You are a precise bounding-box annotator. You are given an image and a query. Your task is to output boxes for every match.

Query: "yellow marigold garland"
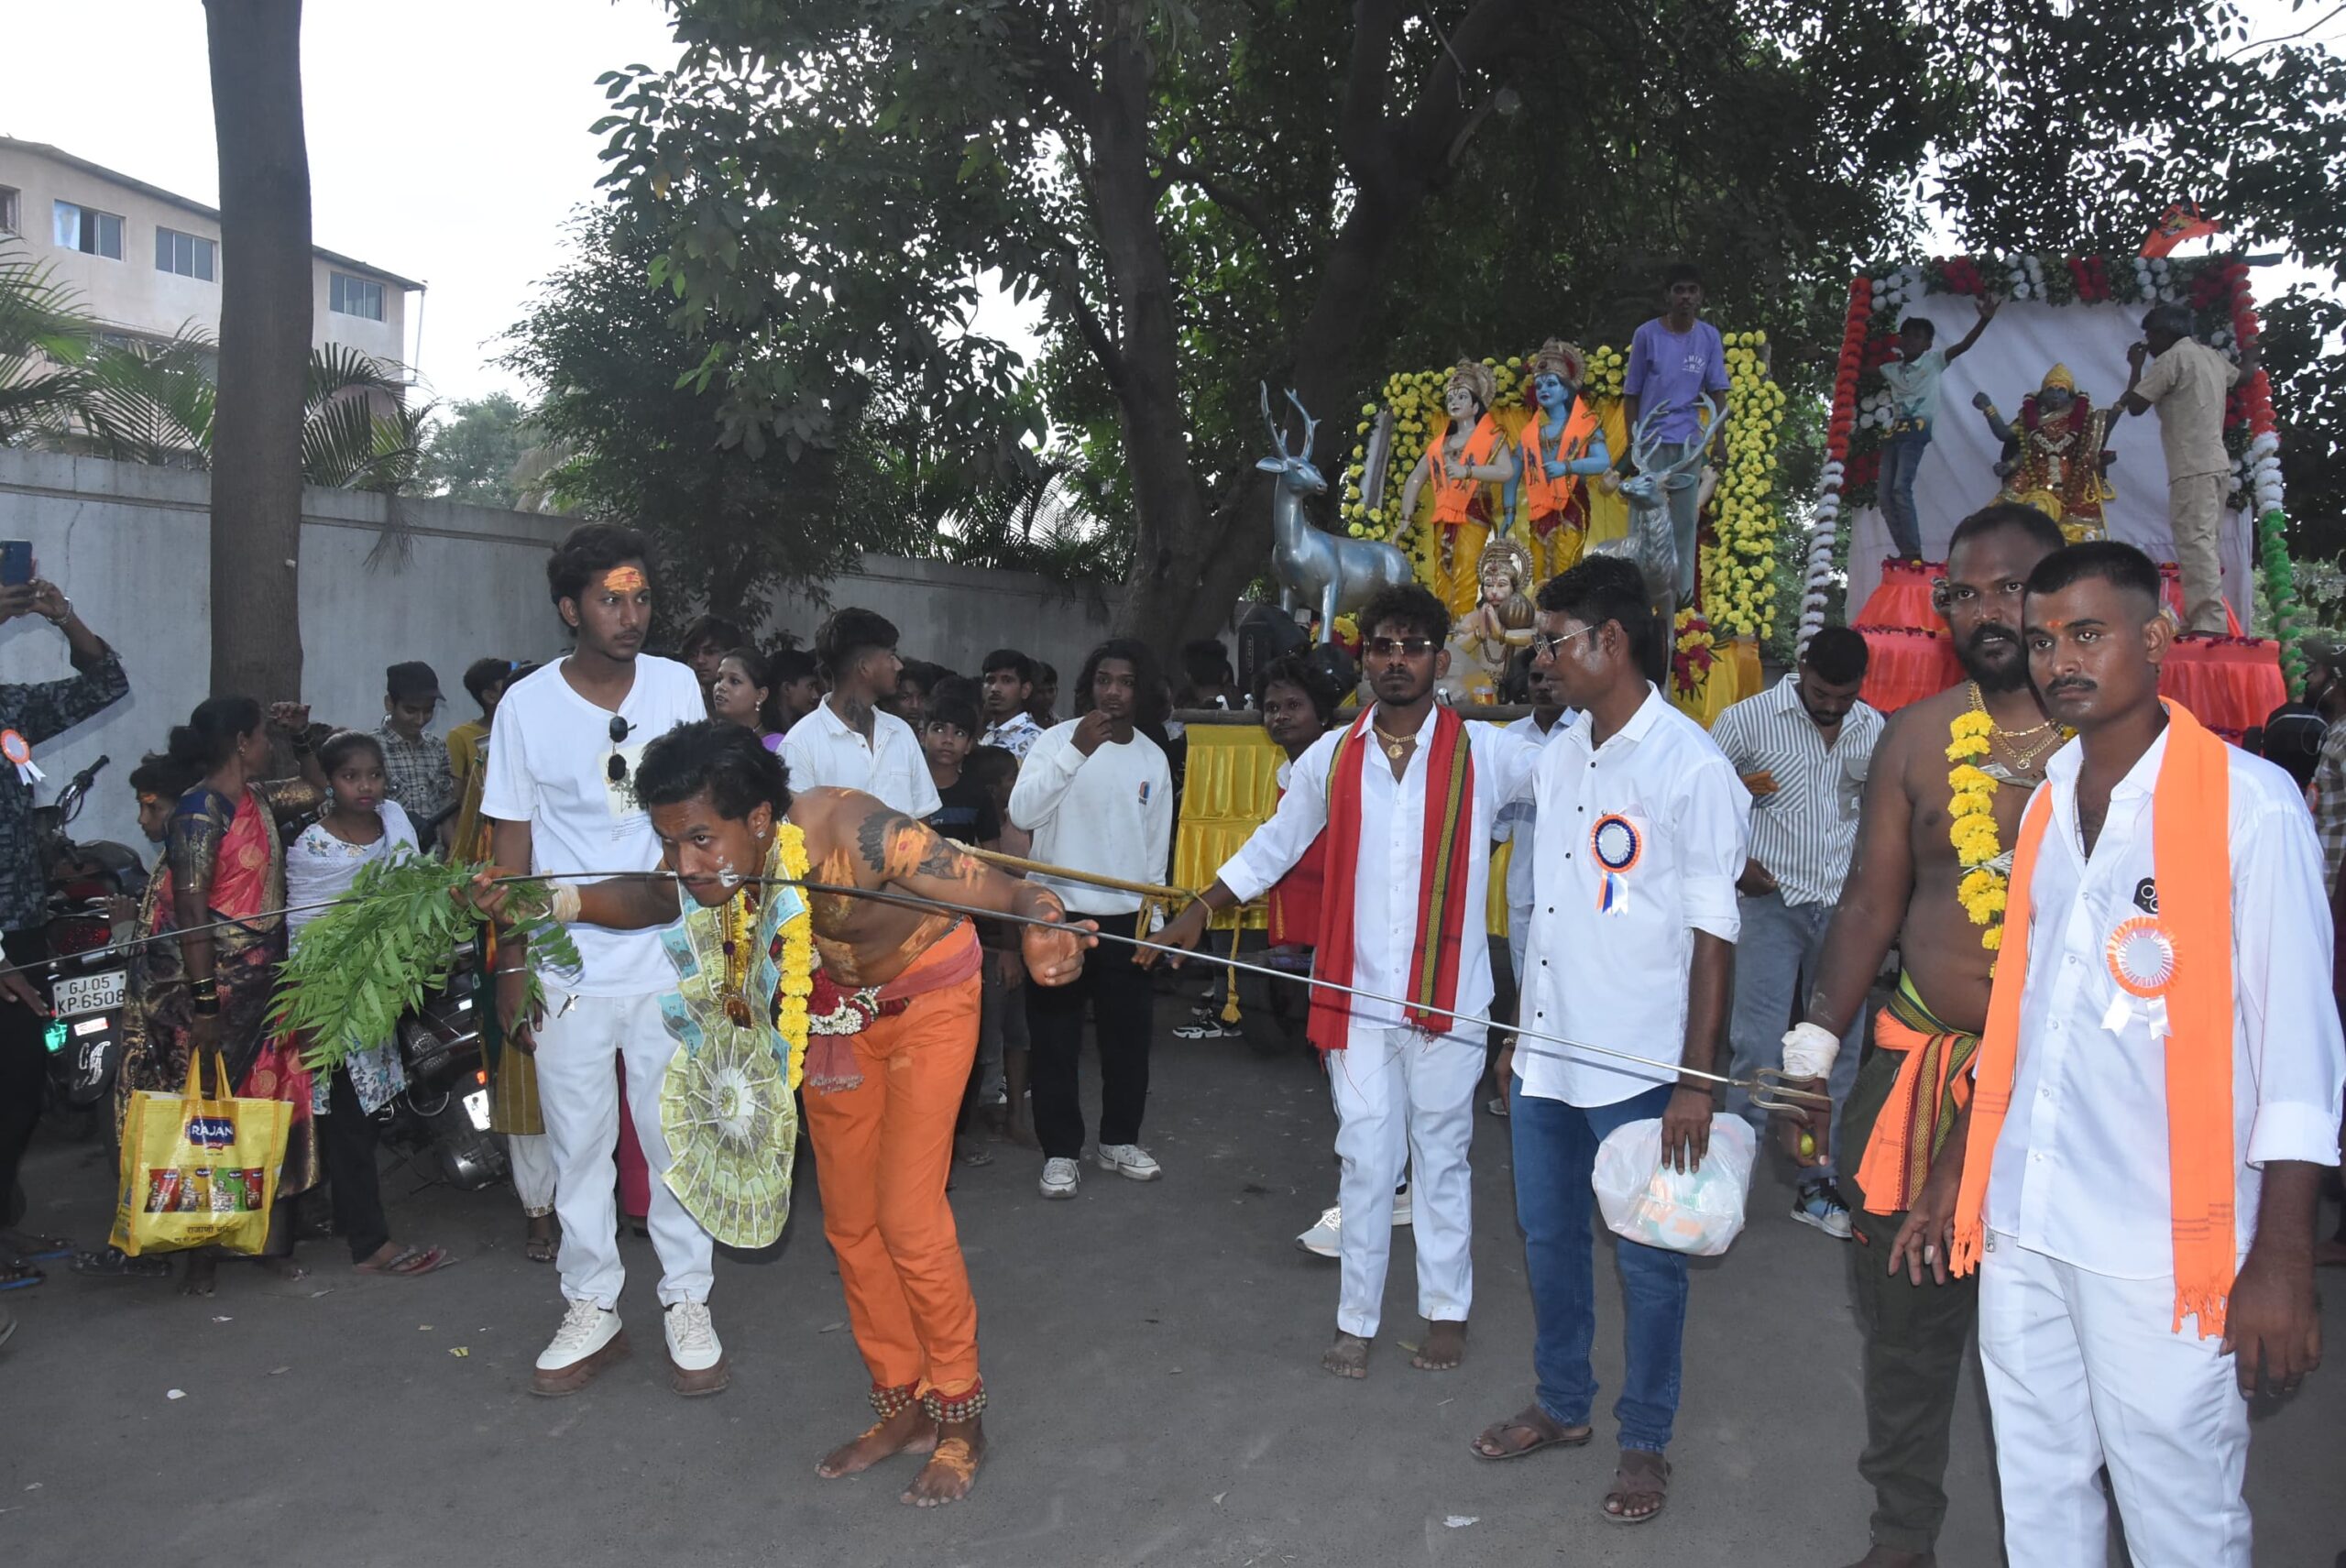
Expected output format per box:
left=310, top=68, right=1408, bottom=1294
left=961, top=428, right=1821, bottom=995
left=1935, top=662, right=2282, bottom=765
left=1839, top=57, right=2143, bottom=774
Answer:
left=1946, top=710, right=2007, bottom=951
left=773, top=822, right=816, bottom=1088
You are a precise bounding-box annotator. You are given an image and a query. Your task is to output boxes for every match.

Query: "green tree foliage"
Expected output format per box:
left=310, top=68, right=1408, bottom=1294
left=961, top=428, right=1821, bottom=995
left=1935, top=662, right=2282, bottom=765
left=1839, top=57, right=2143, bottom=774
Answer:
left=581, top=1, right=2344, bottom=646
left=419, top=392, right=539, bottom=509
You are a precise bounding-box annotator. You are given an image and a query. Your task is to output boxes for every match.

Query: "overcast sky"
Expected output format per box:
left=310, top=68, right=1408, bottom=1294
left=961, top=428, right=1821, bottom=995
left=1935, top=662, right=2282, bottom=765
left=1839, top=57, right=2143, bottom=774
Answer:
left=5, top=1, right=2336, bottom=418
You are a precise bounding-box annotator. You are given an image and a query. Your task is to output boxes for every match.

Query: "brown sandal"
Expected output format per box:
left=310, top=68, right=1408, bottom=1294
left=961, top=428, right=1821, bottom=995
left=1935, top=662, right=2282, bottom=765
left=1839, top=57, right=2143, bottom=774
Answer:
left=1470, top=1404, right=1593, bottom=1461
left=1603, top=1448, right=1672, bottom=1524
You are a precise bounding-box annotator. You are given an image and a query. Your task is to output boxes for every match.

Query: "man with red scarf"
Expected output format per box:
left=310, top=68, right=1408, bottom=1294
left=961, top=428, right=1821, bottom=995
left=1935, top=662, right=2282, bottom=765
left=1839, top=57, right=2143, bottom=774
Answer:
left=1158, top=585, right=1539, bottom=1379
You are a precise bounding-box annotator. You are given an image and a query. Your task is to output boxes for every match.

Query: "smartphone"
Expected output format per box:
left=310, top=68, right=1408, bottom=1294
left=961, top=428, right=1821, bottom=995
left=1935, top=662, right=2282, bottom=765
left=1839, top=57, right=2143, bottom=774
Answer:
left=0, top=543, right=29, bottom=587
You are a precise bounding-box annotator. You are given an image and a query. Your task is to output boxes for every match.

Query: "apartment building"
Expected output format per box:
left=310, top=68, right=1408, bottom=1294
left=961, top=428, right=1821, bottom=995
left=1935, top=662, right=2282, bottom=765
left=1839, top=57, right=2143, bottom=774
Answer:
left=0, top=136, right=421, bottom=367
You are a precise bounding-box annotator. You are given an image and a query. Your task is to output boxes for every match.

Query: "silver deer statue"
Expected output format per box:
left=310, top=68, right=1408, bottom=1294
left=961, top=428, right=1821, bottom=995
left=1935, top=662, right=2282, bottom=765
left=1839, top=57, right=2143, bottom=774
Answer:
left=1260, top=385, right=1415, bottom=644
left=1613, top=392, right=1727, bottom=624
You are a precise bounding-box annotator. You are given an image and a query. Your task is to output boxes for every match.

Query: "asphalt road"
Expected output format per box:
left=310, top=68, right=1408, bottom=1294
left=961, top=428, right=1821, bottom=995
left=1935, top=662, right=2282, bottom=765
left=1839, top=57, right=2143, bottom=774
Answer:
left=5, top=1020, right=2341, bottom=1568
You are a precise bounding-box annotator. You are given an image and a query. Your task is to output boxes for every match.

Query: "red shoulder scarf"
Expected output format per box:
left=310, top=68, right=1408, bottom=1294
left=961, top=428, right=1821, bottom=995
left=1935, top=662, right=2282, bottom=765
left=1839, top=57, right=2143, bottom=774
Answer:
left=1307, top=706, right=1476, bottom=1052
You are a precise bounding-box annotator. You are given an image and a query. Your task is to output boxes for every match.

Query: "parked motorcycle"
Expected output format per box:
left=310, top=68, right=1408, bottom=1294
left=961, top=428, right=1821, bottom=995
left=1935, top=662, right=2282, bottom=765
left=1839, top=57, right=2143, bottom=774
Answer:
left=36, top=757, right=141, bottom=1135
left=378, top=940, right=507, bottom=1191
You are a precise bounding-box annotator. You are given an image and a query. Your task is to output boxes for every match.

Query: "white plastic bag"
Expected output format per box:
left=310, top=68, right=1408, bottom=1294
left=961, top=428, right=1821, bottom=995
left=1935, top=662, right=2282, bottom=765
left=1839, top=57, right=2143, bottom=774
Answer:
left=1591, top=1114, right=1757, bottom=1257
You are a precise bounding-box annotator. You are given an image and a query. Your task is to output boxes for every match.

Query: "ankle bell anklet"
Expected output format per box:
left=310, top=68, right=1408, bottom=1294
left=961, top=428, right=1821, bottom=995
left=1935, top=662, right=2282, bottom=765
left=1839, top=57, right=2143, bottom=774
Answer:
left=922, top=1379, right=987, bottom=1424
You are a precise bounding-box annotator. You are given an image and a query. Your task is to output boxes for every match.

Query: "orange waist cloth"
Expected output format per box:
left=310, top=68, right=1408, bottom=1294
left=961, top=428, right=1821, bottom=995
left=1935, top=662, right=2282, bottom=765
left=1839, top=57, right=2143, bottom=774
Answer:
left=1851, top=976, right=1979, bottom=1216
left=799, top=927, right=984, bottom=1398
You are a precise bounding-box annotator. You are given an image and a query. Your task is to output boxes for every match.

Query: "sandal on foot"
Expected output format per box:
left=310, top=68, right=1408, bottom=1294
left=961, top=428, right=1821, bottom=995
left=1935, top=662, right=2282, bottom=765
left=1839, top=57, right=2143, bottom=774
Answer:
left=72, top=1247, right=174, bottom=1279
left=0, top=1261, right=44, bottom=1292
left=1603, top=1449, right=1672, bottom=1525
left=524, top=1230, right=558, bottom=1264
left=4, top=1232, right=72, bottom=1263
left=1470, top=1405, right=1592, bottom=1461
left=356, top=1245, right=455, bottom=1277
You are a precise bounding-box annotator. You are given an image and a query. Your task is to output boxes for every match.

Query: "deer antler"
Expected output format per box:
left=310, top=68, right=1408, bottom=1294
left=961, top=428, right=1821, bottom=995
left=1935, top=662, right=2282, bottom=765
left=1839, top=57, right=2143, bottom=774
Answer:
left=1260, top=382, right=1289, bottom=461
left=1284, top=389, right=1319, bottom=463
left=1628, top=402, right=1664, bottom=473
left=1668, top=395, right=1725, bottom=478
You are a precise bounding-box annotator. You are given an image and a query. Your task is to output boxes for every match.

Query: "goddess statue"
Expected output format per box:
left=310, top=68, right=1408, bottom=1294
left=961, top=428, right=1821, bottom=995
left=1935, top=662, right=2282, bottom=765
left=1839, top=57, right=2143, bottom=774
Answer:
left=1507, top=339, right=1610, bottom=584
left=1972, top=364, right=2116, bottom=543
left=1398, top=359, right=1518, bottom=618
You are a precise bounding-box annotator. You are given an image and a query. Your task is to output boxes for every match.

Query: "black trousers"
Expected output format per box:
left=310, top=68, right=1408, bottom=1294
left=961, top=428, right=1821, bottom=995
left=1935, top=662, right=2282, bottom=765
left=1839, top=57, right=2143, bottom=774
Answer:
left=316, top=1065, right=391, bottom=1264
left=0, top=927, right=49, bottom=1224
left=1024, top=912, right=1152, bottom=1160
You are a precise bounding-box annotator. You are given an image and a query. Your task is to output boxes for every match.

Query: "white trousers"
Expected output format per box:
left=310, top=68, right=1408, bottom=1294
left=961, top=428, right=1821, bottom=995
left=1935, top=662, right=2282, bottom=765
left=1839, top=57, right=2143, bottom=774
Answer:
left=1978, top=1232, right=2251, bottom=1568
left=530, top=983, right=714, bottom=1310
left=506, top=1132, right=557, bottom=1217
left=1328, top=1025, right=1483, bottom=1338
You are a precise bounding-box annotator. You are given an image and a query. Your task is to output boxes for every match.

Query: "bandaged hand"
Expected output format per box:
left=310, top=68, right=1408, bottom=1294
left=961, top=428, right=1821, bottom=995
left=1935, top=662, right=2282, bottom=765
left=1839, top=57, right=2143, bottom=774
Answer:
left=1781, top=1021, right=1841, bottom=1080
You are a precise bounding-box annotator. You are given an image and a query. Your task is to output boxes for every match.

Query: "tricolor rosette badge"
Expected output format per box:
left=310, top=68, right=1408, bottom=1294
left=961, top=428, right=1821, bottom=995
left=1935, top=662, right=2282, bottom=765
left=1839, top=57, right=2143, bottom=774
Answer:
left=2102, top=915, right=2178, bottom=1038
left=1591, top=813, right=1644, bottom=916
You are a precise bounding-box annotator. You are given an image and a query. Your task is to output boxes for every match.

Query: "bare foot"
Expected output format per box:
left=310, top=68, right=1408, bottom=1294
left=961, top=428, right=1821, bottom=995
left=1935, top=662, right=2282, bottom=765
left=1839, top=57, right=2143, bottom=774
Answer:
left=1412, top=1318, right=1467, bottom=1371
left=256, top=1255, right=307, bottom=1281
left=1004, top=1113, right=1038, bottom=1151
left=180, top=1256, right=218, bottom=1297
left=901, top=1417, right=985, bottom=1507
left=1321, top=1331, right=1370, bottom=1378
left=817, top=1406, right=938, bottom=1478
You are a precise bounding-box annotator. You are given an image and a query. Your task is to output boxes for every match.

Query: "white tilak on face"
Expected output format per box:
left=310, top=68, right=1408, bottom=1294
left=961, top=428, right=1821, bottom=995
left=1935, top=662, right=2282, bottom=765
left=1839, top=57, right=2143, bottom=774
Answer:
left=715, top=853, right=742, bottom=890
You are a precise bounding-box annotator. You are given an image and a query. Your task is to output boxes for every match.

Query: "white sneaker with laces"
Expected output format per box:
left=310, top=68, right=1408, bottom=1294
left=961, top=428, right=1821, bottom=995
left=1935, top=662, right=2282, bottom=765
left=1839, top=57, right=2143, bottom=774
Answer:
left=1039, top=1156, right=1080, bottom=1200
left=663, top=1300, right=729, bottom=1395
left=1390, top=1183, right=1413, bottom=1227
left=532, top=1299, right=627, bottom=1396
left=1296, top=1204, right=1343, bottom=1257
left=1095, top=1143, right=1163, bottom=1180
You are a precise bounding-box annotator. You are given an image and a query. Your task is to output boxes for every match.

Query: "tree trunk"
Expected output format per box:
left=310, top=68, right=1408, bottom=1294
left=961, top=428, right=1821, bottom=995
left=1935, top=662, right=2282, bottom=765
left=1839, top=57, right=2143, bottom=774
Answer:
left=205, top=0, right=312, bottom=700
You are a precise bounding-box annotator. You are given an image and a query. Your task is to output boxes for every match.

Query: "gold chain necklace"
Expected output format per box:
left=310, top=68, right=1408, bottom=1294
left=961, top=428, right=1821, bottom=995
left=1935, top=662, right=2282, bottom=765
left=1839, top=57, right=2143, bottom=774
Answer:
left=1370, top=722, right=1417, bottom=762
left=1968, top=683, right=2060, bottom=773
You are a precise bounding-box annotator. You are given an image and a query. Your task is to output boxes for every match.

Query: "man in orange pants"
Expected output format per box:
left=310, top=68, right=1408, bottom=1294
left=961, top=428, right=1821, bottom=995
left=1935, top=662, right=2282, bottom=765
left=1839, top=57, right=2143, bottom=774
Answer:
left=493, top=721, right=1090, bottom=1507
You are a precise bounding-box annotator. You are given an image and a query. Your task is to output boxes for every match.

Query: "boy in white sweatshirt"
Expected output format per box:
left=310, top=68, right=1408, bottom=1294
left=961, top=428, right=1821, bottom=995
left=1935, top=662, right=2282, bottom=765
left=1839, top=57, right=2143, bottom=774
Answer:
left=1008, top=639, right=1176, bottom=1201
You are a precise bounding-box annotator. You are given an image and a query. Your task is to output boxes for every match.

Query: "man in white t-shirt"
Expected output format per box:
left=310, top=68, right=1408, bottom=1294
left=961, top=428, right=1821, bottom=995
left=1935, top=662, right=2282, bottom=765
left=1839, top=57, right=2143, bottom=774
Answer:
left=779, top=609, right=941, bottom=817
left=1877, top=295, right=1998, bottom=564
left=480, top=523, right=713, bottom=1398
left=1008, top=639, right=1174, bottom=1201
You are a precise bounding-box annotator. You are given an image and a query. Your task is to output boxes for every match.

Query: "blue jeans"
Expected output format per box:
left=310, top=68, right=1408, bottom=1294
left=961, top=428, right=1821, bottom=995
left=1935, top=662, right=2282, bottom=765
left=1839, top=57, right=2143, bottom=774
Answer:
left=1878, top=424, right=1931, bottom=563
left=1508, top=1079, right=1686, bottom=1453
left=1723, top=890, right=1863, bottom=1177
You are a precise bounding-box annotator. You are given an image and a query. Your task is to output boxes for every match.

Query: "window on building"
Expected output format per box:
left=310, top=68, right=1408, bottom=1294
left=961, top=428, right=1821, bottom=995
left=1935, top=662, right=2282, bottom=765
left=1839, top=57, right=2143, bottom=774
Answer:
left=51, top=201, right=126, bottom=260
left=329, top=271, right=385, bottom=322
left=0, top=188, right=19, bottom=233
left=154, top=226, right=217, bottom=281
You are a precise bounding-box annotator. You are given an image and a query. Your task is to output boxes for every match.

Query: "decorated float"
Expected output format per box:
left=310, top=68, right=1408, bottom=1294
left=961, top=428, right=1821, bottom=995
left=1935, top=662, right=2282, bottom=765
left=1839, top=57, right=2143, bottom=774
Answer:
left=1800, top=252, right=2296, bottom=735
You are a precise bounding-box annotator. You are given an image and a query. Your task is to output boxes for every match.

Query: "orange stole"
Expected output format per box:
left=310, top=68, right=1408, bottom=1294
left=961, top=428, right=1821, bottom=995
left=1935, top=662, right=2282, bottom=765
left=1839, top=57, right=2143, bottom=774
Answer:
left=1516, top=401, right=1601, bottom=533
left=1428, top=414, right=1504, bottom=525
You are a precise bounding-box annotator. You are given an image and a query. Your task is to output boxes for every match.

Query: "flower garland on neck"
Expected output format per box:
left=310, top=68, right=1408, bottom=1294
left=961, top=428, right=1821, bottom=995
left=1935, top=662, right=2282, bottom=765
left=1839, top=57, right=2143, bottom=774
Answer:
left=1946, top=708, right=2009, bottom=951
left=772, top=823, right=815, bottom=1081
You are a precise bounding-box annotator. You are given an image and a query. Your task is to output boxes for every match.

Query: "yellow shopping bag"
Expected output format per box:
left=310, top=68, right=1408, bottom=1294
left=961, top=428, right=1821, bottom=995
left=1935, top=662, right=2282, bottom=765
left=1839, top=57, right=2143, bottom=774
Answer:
left=109, top=1049, right=291, bottom=1256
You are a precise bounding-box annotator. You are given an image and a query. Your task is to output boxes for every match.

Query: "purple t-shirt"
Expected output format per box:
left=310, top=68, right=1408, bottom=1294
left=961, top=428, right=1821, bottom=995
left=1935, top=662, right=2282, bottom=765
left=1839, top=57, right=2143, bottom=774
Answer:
left=1625, top=317, right=1728, bottom=444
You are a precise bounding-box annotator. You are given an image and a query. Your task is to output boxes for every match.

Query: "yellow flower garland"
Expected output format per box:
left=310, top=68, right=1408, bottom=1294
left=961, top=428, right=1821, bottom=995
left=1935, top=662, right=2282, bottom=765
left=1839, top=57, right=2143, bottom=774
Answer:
left=1945, top=709, right=2007, bottom=951
left=773, top=823, right=816, bottom=1088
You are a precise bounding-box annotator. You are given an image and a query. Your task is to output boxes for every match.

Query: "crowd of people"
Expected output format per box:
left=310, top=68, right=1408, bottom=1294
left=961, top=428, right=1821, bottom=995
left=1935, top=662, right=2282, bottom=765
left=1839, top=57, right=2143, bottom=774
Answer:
left=0, top=495, right=2340, bottom=1558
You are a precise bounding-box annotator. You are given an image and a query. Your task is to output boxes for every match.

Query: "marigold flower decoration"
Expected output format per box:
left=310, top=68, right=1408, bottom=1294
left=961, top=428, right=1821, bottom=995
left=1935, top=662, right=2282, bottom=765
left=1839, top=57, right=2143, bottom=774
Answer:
left=1703, top=331, right=1786, bottom=641
left=1671, top=607, right=1716, bottom=699
left=773, top=822, right=816, bottom=1087
left=1945, top=712, right=2008, bottom=952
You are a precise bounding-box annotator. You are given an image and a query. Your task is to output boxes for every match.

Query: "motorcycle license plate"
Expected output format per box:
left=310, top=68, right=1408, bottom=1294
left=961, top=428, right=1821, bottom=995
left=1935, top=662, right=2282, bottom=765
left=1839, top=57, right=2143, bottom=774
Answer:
left=463, top=1088, right=492, bottom=1131
left=52, top=969, right=125, bottom=1018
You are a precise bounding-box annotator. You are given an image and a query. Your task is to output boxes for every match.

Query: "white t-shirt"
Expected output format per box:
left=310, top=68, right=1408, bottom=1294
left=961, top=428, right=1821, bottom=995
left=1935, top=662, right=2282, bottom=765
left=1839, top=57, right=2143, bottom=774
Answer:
left=478, top=654, right=705, bottom=996
left=1006, top=719, right=1173, bottom=917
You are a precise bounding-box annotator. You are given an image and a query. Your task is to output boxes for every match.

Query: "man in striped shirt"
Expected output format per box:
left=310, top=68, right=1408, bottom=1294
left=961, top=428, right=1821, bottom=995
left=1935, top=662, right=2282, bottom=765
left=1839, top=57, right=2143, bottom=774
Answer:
left=1711, top=627, right=1881, bottom=1237
left=2297, top=638, right=2346, bottom=890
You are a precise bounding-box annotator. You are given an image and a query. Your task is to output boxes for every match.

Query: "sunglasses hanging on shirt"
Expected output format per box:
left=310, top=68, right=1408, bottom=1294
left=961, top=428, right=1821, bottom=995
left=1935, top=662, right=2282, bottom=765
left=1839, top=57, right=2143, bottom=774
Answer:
left=608, top=714, right=633, bottom=784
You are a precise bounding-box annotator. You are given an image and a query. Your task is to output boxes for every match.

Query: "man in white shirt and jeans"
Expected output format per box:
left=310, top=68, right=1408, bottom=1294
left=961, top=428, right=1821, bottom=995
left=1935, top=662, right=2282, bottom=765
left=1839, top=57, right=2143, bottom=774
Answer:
left=1160, top=585, right=1540, bottom=1381
left=780, top=609, right=942, bottom=818
left=481, top=524, right=715, bottom=1397
left=1904, top=542, right=2343, bottom=1568
left=1469, top=555, right=1748, bottom=1528
left=1009, top=638, right=1174, bottom=1201
left=1710, top=625, right=1881, bottom=1238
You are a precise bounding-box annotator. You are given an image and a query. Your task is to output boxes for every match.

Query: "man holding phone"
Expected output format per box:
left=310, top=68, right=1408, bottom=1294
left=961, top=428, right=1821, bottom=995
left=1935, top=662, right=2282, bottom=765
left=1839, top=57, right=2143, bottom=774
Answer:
left=0, top=563, right=127, bottom=1290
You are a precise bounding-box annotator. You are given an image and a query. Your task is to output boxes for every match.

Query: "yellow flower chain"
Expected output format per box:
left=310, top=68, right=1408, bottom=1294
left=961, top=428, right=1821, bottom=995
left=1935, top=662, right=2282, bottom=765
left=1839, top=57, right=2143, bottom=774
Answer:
left=1945, top=709, right=2007, bottom=951
left=773, top=823, right=816, bottom=1089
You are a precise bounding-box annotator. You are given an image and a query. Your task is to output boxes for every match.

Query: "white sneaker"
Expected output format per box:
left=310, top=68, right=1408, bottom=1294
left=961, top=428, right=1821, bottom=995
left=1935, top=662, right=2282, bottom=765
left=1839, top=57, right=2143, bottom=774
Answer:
left=1391, top=1183, right=1413, bottom=1228
left=1095, top=1143, right=1163, bottom=1180
left=663, top=1300, right=729, bottom=1395
left=532, top=1299, right=628, bottom=1396
left=1296, top=1204, right=1343, bottom=1257
left=1039, top=1157, right=1080, bottom=1200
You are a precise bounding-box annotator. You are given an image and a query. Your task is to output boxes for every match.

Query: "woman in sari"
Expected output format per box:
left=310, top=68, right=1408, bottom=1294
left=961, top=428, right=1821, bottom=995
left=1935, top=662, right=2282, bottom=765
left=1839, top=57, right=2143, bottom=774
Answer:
left=137, top=696, right=325, bottom=1296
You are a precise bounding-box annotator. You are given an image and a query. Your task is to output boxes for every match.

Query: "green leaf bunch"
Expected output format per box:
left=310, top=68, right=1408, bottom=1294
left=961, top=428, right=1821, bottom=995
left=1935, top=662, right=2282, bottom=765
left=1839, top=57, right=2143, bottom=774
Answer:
left=269, top=857, right=582, bottom=1075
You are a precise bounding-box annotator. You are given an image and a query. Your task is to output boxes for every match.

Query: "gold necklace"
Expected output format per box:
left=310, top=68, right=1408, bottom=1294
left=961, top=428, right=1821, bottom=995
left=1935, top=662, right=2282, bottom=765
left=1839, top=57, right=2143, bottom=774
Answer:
left=1370, top=722, right=1417, bottom=762
left=1967, top=683, right=2060, bottom=774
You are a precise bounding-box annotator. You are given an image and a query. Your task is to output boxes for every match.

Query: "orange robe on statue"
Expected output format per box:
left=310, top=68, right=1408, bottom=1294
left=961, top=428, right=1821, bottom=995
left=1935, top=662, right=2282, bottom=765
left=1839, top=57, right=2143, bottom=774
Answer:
left=1427, top=414, right=1505, bottom=619
left=1516, top=401, right=1601, bottom=584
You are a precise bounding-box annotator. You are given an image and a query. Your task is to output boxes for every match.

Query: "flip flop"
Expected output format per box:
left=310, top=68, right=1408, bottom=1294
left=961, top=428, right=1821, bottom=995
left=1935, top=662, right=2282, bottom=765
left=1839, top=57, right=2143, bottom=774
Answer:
left=524, top=1232, right=558, bottom=1264
left=1470, top=1405, right=1593, bottom=1461
left=355, top=1245, right=456, bottom=1277
left=0, top=1262, right=43, bottom=1292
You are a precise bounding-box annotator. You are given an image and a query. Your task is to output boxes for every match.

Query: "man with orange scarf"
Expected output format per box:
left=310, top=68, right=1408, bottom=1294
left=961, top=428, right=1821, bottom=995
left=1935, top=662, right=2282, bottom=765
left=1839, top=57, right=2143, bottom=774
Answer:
left=1895, top=542, right=2342, bottom=1568
left=1157, top=584, right=1538, bottom=1379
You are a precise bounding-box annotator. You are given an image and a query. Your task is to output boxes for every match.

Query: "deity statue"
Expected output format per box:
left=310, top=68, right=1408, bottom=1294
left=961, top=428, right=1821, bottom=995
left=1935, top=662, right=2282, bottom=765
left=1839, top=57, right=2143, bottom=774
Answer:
left=1972, top=364, right=2116, bottom=543
left=1398, top=359, right=1518, bottom=619
left=1447, top=537, right=1537, bottom=702
left=1507, top=339, right=1610, bottom=585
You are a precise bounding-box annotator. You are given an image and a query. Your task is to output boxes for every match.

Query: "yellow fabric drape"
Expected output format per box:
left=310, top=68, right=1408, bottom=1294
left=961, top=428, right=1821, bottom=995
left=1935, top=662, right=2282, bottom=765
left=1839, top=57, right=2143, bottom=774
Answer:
left=1173, top=725, right=1287, bottom=929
